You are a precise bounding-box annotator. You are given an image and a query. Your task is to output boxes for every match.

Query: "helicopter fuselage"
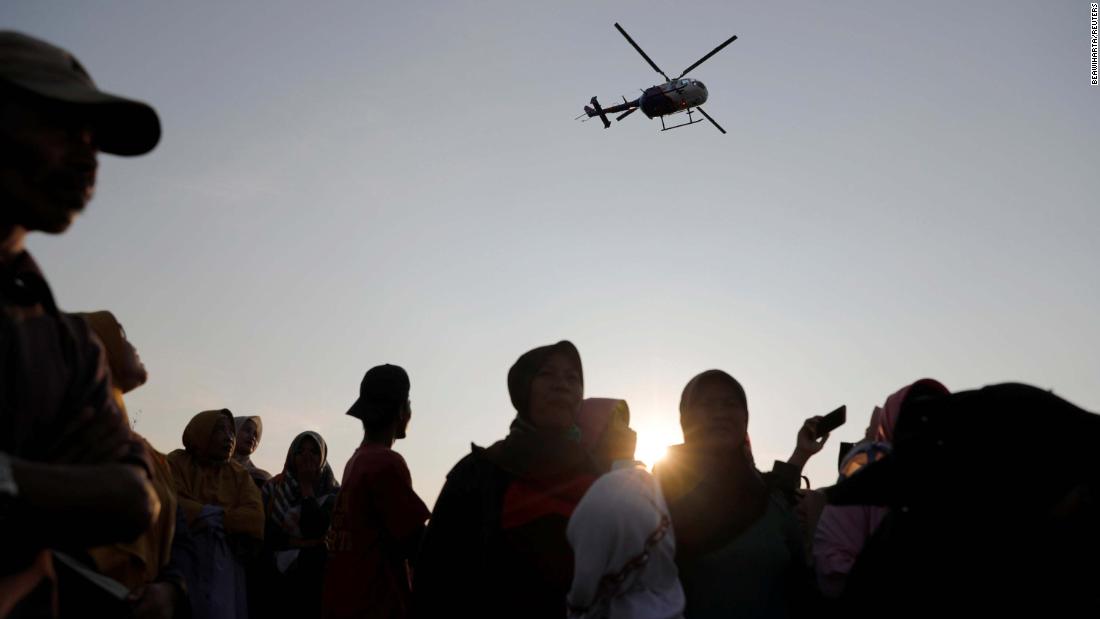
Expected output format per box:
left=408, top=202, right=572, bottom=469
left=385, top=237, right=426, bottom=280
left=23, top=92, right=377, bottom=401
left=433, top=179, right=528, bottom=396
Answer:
left=640, top=78, right=708, bottom=118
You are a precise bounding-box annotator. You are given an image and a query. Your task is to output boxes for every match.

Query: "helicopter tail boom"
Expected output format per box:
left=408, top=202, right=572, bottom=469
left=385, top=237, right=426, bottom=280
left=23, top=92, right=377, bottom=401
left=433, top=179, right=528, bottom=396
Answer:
left=584, top=96, right=639, bottom=128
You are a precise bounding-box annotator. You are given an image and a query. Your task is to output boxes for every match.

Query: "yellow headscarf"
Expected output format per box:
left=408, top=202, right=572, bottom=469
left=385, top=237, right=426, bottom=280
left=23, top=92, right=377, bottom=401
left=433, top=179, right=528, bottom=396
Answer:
left=79, top=310, right=177, bottom=591
left=167, top=410, right=265, bottom=540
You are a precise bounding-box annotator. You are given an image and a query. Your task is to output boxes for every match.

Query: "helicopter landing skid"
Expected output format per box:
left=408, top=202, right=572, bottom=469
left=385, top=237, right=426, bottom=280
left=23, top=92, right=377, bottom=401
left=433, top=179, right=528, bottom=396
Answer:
left=660, top=108, right=705, bottom=132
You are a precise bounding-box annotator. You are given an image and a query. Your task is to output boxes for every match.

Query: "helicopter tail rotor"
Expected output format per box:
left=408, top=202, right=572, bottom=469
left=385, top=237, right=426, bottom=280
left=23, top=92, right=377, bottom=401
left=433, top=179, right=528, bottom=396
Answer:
left=588, top=96, right=612, bottom=129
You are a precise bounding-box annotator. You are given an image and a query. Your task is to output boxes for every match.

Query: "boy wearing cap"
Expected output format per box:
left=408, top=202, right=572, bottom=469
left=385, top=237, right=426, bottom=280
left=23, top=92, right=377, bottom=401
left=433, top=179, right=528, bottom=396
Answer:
left=321, top=364, right=430, bottom=619
left=0, top=31, right=162, bottom=616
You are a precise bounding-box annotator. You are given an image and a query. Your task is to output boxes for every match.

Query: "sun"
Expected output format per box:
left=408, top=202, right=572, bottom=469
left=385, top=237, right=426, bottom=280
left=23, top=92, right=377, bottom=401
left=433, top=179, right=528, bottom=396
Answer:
left=632, top=421, right=680, bottom=469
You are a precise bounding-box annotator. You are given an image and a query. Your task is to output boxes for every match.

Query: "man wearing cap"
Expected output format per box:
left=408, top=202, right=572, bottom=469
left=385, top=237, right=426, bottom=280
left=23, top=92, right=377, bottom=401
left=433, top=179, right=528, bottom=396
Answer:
left=0, top=31, right=162, bottom=617
left=321, top=364, right=430, bottom=619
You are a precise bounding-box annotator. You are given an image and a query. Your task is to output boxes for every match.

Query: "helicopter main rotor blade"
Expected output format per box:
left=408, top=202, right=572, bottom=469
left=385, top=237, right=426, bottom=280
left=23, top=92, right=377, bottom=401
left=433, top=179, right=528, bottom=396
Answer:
left=616, top=107, right=638, bottom=121
left=677, top=34, right=738, bottom=79
left=696, top=106, right=727, bottom=134
left=614, top=22, right=670, bottom=81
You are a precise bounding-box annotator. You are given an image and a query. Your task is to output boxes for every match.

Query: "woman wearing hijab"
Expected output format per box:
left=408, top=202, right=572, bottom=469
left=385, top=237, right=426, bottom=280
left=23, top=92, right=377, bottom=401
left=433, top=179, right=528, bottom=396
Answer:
left=654, top=370, right=825, bottom=619
left=79, top=310, right=192, bottom=619
left=233, top=416, right=272, bottom=488
left=574, top=398, right=639, bottom=473
left=812, top=379, right=949, bottom=599
left=567, top=398, right=685, bottom=619
left=258, top=431, right=339, bottom=619
left=413, top=341, right=601, bottom=619
left=167, top=409, right=265, bottom=619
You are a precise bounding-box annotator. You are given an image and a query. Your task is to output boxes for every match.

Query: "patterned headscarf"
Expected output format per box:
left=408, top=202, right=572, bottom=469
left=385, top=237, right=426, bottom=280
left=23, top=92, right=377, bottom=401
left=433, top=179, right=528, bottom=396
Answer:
left=262, top=431, right=339, bottom=538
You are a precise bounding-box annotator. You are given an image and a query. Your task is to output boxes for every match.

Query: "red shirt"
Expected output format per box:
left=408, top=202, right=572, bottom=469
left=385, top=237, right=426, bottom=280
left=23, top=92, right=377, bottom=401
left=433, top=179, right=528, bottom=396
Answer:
left=322, top=443, right=429, bottom=619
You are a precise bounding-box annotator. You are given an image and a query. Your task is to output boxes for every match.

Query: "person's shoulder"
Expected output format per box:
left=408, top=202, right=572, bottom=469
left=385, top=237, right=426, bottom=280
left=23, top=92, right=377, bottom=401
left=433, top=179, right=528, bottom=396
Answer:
left=347, top=444, right=413, bottom=477
left=588, top=465, right=654, bottom=499
left=762, top=460, right=802, bottom=495
left=440, top=443, right=508, bottom=492
left=1, top=252, right=47, bottom=311
left=573, top=467, right=659, bottom=528
left=653, top=444, right=688, bottom=471
left=652, top=444, right=691, bottom=485
left=604, top=463, right=653, bottom=484
left=166, top=448, right=188, bottom=463
left=143, top=439, right=173, bottom=479
left=57, top=311, right=110, bottom=375
left=448, top=443, right=501, bottom=476
left=227, top=459, right=257, bottom=481
left=229, top=461, right=263, bottom=493
left=58, top=311, right=91, bottom=339
left=364, top=443, right=407, bottom=463
left=165, top=449, right=192, bottom=477
left=140, top=437, right=167, bottom=461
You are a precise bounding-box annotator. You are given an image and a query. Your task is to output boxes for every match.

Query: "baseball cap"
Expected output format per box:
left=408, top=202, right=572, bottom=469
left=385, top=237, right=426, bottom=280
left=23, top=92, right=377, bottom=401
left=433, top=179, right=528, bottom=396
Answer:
left=0, top=31, right=160, bottom=155
left=346, top=364, right=411, bottom=421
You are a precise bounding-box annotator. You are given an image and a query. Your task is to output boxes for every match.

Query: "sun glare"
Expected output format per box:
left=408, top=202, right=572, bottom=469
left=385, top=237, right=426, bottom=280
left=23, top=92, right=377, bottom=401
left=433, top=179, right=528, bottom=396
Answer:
left=633, top=424, right=677, bottom=469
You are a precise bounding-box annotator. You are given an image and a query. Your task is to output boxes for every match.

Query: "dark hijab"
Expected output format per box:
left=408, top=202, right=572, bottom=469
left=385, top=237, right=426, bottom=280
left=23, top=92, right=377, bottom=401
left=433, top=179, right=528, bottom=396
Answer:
left=658, top=370, right=768, bottom=557
left=506, top=340, right=583, bottom=420
left=484, top=340, right=596, bottom=481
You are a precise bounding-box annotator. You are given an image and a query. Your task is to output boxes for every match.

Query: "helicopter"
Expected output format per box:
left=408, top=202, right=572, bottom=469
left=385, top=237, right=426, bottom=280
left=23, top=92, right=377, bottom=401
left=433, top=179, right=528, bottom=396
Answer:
left=579, top=22, right=737, bottom=134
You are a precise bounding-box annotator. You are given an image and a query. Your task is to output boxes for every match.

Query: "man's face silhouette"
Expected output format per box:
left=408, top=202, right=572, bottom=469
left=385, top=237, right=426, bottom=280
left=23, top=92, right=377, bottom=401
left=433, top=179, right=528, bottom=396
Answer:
left=0, top=95, right=98, bottom=234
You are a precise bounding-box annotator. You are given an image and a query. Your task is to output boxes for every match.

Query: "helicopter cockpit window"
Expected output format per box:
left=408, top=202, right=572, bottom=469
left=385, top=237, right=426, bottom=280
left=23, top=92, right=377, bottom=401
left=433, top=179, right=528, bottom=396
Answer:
left=696, top=81, right=705, bottom=89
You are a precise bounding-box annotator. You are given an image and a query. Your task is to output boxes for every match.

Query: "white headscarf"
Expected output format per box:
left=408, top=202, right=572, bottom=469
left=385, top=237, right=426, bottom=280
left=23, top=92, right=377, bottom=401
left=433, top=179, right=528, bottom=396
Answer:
left=567, top=465, right=685, bottom=619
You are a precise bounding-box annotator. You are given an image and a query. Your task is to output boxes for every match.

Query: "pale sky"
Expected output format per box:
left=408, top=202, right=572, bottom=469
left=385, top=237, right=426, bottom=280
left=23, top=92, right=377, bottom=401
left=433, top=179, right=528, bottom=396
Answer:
left=5, top=0, right=1098, bottom=504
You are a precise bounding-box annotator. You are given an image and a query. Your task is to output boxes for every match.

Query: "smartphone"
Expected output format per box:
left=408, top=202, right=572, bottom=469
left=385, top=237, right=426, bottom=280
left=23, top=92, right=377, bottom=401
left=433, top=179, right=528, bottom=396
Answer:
left=814, top=405, right=846, bottom=439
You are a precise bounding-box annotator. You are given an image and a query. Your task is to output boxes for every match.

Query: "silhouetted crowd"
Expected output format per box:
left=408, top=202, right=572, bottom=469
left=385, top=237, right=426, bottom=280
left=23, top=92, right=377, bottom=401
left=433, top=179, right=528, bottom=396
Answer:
left=2, top=30, right=1098, bottom=619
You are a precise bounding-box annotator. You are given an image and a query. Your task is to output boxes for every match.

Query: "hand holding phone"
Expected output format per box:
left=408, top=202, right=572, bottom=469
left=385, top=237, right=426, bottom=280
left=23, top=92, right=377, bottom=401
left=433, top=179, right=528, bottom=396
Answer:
left=814, top=405, right=847, bottom=439
left=791, top=406, right=847, bottom=470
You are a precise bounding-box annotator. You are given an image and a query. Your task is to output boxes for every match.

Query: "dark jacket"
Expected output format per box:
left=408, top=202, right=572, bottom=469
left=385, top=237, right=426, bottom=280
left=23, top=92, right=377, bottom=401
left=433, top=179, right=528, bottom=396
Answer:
left=657, top=447, right=815, bottom=619
left=1, top=252, right=151, bottom=618
left=832, top=383, right=1100, bottom=617
left=413, top=442, right=596, bottom=619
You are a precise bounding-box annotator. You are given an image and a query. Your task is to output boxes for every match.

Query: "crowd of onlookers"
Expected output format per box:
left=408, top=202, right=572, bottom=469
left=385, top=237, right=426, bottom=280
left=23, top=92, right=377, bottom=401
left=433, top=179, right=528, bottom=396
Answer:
left=3, top=29, right=1098, bottom=619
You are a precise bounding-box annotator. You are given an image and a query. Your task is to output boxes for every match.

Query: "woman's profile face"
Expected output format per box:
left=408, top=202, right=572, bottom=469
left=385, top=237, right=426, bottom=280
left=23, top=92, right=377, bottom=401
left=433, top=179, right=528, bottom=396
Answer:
left=116, top=323, right=147, bottom=391
left=527, top=352, right=583, bottom=430
left=209, top=416, right=237, bottom=462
